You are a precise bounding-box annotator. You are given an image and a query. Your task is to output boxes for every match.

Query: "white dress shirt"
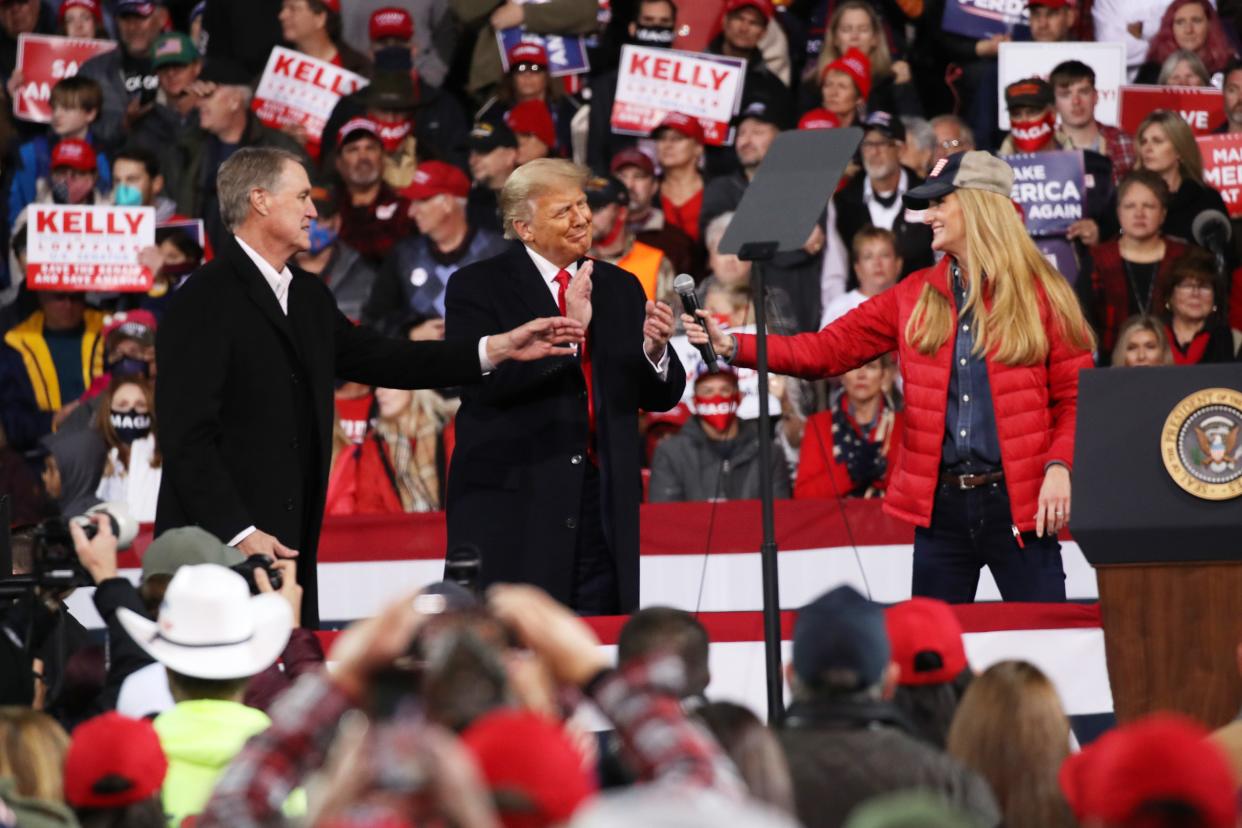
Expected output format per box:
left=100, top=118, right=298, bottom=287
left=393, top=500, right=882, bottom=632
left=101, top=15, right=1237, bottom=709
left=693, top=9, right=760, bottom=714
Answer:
left=523, top=245, right=670, bottom=377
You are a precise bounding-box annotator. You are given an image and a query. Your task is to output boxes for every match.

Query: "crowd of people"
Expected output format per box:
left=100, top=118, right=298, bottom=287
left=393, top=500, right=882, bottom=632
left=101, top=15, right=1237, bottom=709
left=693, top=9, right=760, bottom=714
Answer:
left=1, top=516, right=1240, bottom=827
left=2, top=0, right=1242, bottom=821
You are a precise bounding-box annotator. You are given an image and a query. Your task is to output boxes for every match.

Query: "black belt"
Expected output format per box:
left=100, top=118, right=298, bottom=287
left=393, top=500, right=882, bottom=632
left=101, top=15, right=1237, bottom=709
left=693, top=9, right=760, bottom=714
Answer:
left=940, top=470, right=1004, bottom=490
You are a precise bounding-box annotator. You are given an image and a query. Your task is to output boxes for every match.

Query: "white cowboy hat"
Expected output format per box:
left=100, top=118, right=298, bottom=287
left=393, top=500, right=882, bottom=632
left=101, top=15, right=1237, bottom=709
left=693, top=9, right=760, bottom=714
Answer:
left=117, top=563, right=293, bottom=680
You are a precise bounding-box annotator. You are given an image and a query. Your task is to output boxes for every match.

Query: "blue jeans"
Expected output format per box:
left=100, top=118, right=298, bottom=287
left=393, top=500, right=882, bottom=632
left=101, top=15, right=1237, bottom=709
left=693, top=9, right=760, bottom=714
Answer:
left=912, top=479, right=1066, bottom=603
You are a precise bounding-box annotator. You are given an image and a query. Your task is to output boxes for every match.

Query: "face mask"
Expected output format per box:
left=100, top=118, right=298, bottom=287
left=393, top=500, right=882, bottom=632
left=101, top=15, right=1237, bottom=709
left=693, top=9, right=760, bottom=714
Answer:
left=633, top=25, right=675, bottom=47
left=1010, top=111, right=1056, bottom=153
left=51, top=179, right=71, bottom=204
left=109, top=356, right=150, bottom=378
left=307, top=219, right=339, bottom=255
left=376, top=120, right=413, bottom=152
left=109, top=410, right=151, bottom=443
left=695, top=393, right=740, bottom=433
left=52, top=175, right=94, bottom=204
left=114, top=183, right=143, bottom=206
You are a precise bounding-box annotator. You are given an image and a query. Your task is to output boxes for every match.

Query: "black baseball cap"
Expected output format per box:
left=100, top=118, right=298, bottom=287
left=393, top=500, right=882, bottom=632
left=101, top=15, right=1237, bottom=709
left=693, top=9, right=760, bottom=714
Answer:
left=584, top=175, right=628, bottom=210
left=902, top=150, right=1016, bottom=209
left=733, top=93, right=791, bottom=129
left=792, top=585, right=890, bottom=691
left=468, top=120, right=517, bottom=153
left=862, top=110, right=905, bottom=143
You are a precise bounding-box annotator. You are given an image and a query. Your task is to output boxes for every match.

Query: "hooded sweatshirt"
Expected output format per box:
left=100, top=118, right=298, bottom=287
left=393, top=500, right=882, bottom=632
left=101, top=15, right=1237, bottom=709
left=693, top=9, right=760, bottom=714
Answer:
left=155, top=699, right=272, bottom=827
left=41, top=426, right=106, bottom=517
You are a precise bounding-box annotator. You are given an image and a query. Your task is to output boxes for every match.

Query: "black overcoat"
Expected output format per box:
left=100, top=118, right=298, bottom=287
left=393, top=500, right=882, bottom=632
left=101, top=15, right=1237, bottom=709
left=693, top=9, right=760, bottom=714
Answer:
left=155, top=236, right=482, bottom=626
left=444, top=243, right=686, bottom=612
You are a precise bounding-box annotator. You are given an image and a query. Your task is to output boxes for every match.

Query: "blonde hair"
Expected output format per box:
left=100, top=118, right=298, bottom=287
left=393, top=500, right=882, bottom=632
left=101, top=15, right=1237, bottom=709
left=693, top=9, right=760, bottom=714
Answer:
left=0, top=707, right=70, bottom=802
left=815, top=0, right=893, bottom=82
left=500, top=158, right=589, bottom=240
left=1135, top=110, right=1205, bottom=185
left=903, top=189, right=1095, bottom=365
left=1111, top=314, right=1174, bottom=366
left=946, top=662, right=1076, bottom=828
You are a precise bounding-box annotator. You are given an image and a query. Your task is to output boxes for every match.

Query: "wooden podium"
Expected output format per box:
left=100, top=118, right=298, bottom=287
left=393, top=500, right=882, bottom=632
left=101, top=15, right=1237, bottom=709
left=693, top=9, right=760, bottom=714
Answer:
left=1072, top=364, right=1242, bottom=728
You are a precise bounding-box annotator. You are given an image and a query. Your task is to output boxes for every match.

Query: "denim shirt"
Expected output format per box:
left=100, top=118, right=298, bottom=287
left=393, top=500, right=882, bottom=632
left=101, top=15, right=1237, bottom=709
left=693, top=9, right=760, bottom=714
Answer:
left=941, top=262, right=1002, bottom=472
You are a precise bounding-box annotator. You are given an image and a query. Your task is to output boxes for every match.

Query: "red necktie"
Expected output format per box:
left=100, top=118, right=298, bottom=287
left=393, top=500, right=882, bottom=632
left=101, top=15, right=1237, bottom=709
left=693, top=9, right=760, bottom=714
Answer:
left=553, top=268, right=597, bottom=462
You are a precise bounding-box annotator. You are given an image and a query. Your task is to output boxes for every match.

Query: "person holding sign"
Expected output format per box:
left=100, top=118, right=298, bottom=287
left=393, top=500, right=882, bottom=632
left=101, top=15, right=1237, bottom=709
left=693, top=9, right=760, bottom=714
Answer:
left=475, top=42, right=578, bottom=159
left=155, top=147, right=586, bottom=627
left=278, top=0, right=370, bottom=79
left=684, top=152, right=1096, bottom=604
left=57, top=0, right=100, bottom=39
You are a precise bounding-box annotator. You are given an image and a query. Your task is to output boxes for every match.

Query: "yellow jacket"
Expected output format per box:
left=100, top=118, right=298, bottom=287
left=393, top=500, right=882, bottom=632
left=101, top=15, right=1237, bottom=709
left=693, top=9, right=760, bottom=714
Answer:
left=3, top=308, right=105, bottom=411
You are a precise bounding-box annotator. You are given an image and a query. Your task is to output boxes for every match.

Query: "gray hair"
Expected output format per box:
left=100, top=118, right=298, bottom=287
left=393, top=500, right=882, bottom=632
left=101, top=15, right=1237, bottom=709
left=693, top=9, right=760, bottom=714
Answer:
left=216, top=147, right=305, bottom=232
left=901, top=116, right=935, bottom=153
left=1158, top=48, right=1211, bottom=86
left=704, top=211, right=734, bottom=253
left=499, top=158, right=589, bottom=240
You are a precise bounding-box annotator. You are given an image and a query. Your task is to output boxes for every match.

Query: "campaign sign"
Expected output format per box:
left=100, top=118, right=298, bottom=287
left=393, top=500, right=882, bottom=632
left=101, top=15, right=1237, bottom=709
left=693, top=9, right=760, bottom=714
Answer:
left=1119, top=85, right=1224, bottom=137
left=941, top=0, right=1026, bottom=39
left=1197, top=133, right=1242, bottom=217
left=13, top=34, right=115, bottom=123
left=1035, top=236, right=1082, bottom=285
left=997, top=42, right=1125, bottom=130
left=611, top=45, right=746, bottom=146
left=252, top=46, right=368, bottom=154
left=496, top=28, right=590, bottom=77
left=28, top=205, right=156, bottom=292
left=1003, top=150, right=1085, bottom=237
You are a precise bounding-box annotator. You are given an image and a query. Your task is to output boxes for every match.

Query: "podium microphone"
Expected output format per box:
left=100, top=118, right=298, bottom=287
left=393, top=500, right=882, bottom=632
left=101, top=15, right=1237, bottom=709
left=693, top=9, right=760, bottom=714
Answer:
left=1192, top=210, right=1232, bottom=263
left=673, top=273, right=718, bottom=366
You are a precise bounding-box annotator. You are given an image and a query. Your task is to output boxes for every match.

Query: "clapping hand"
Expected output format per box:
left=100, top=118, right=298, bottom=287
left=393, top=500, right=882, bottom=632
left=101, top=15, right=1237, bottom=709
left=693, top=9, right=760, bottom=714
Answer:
left=564, top=260, right=593, bottom=328
left=643, top=300, right=675, bottom=362
left=681, top=309, right=737, bottom=361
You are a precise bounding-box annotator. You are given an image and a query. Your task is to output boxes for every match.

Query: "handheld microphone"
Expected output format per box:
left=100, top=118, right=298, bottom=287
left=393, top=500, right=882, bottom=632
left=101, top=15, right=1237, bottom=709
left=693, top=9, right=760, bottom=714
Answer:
left=673, top=273, right=718, bottom=366
left=1192, top=210, right=1232, bottom=262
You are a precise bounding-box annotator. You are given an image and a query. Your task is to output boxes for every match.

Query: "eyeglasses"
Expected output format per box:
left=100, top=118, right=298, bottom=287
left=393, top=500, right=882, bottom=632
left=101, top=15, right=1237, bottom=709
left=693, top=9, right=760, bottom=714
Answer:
left=938, top=138, right=964, bottom=150
left=513, top=63, right=546, bottom=74
left=1173, top=282, right=1213, bottom=294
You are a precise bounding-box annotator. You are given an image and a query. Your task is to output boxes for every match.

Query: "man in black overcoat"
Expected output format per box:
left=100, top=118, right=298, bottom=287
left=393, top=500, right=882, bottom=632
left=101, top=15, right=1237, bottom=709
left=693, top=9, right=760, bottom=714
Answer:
left=155, top=147, right=583, bottom=627
left=445, top=158, right=687, bottom=615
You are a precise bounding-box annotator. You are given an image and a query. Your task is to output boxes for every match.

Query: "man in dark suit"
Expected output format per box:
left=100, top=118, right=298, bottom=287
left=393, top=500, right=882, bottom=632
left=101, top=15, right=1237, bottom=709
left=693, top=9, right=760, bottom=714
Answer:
left=445, top=158, right=687, bottom=615
left=155, top=147, right=583, bottom=627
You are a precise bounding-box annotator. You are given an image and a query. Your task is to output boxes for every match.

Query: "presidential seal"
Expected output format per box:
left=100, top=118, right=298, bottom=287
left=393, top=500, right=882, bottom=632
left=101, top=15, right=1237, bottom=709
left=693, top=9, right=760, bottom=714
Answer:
left=1161, top=388, right=1242, bottom=501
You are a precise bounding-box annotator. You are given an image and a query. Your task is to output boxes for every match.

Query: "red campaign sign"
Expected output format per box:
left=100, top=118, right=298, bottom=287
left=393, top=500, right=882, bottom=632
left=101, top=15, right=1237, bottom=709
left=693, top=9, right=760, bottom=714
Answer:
left=26, top=205, right=156, bottom=292
left=13, top=34, right=115, bottom=123
left=1118, top=85, right=1224, bottom=137
left=1198, top=133, right=1242, bottom=218
left=252, top=46, right=368, bottom=159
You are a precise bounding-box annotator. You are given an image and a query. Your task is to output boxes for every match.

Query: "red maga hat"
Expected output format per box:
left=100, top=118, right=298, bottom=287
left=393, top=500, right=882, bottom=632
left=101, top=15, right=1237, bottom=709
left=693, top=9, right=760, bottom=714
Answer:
left=506, top=41, right=548, bottom=69
left=64, top=713, right=167, bottom=810
left=59, top=0, right=102, bottom=23
left=610, top=146, right=656, bottom=176
left=401, top=160, right=470, bottom=201
left=822, top=47, right=872, bottom=100
left=884, top=598, right=967, bottom=686
left=506, top=100, right=556, bottom=149
left=369, top=7, right=413, bottom=41
left=51, top=138, right=97, bottom=171
left=653, top=111, right=705, bottom=143
left=724, top=0, right=774, bottom=22
left=798, top=107, right=841, bottom=130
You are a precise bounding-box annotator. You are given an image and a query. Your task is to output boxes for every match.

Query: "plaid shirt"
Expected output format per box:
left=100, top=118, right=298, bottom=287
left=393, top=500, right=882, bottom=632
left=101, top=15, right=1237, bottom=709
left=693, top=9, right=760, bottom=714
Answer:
left=1096, top=123, right=1136, bottom=185
left=198, top=654, right=744, bottom=827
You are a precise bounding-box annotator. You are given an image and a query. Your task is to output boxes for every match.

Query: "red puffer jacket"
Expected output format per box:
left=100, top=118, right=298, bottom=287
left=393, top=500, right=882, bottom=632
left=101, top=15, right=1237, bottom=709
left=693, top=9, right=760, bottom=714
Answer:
left=734, top=257, right=1094, bottom=532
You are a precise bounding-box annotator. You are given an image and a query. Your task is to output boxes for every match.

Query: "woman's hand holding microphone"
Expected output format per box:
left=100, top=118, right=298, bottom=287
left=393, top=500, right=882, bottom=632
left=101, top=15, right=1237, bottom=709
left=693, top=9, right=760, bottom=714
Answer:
left=680, top=310, right=737, bottom=362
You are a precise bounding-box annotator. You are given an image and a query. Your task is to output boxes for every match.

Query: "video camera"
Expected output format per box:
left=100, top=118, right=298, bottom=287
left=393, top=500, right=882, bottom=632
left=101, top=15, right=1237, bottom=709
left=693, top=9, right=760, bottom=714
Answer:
left=1, top=501, right=139, bottom=599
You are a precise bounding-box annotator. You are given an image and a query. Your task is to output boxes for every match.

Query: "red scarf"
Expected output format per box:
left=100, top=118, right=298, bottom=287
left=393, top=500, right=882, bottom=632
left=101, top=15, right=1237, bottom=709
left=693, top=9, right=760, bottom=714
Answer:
left=1166, top=324, right=1212, bottom=365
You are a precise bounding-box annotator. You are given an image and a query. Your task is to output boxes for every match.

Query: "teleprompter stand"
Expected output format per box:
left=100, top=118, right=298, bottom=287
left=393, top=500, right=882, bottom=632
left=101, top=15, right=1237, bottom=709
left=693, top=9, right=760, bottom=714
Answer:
left=717, top=127, right=862, bottom=723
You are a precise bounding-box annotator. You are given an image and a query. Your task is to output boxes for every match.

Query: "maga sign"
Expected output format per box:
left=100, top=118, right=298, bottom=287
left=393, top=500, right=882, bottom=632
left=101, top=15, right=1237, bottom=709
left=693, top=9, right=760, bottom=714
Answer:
left=1004, top=150, right=1086, bottom=237
left=496, top=28, right=589, bottom=77
left=1198, top=133, right=1242, bottom=217
left=13, top=34, right=115, bottom=123
left=611, top=45, right=745, bottom=146
left=942, top=0, right=1026, bottom=39
left=27, top=205, right=156, bottom=292
left=1119, top=85, right=1224, bottom=137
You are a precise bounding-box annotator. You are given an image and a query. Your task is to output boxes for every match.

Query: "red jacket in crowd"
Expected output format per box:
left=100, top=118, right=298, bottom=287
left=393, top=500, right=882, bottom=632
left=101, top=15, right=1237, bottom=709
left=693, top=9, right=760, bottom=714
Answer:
left=734, top=257, right=1094, bottom=532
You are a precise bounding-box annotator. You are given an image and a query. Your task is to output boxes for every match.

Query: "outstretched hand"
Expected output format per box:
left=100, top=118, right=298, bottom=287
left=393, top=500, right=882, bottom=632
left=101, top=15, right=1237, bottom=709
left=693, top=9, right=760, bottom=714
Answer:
left=680, top=309, right=736, bottom=361
left=487, top=316, right=586, bottom=365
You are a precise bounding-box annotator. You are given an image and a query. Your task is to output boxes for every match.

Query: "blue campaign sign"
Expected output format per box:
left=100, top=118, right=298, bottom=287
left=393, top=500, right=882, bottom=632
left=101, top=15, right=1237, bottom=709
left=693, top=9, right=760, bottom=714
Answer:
left=1035, top=237, right=1082, bottom=285
left=497, top=28, right=590, bottom=78
left=1003, top=150, right=1086, bottom=238
left=941, top=0, right=1027, bottom=39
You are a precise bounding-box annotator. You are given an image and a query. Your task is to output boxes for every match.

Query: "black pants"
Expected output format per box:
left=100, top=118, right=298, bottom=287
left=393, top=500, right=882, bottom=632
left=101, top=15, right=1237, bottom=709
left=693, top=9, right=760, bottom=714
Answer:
left=912, top=479, right=1066, bottom=604
left=569, top=463, right=621, bottom=616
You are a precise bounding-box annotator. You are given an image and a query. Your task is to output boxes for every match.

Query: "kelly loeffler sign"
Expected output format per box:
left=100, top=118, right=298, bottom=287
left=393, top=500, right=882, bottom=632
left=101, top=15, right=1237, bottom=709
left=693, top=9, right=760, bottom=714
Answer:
left=252, top=46, right=369, bottom=157
left=611, top=45, right=745, bottom=146
left=27, top=205, right=156, bottom=292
